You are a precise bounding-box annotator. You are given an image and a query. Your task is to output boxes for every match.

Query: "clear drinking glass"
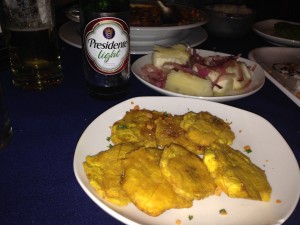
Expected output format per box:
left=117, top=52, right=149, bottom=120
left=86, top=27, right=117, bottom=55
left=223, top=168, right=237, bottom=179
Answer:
left=0, top=0, right=63, bottom=90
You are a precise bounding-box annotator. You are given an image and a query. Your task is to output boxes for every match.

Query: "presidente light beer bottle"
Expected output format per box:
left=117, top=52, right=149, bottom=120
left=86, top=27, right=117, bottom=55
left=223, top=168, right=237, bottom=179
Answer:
left=79, top=0, right=130, bottom=98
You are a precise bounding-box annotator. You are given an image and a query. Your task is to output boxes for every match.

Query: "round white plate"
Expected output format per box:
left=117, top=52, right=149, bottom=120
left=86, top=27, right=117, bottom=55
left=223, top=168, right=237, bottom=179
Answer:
left=130, top=15, right=207, bottom=43
left=74, top=96, right=300, bottom=225
left=58, top=21, right=208, bottom=54
left=58, top=21, right=81, bottom=48
left=65, top=3, right=207, bottom=42
left=248, top=47, right=300, bottom=107
left=131, top=49, right=265, bottom=102
left=252, top=19, right=300, bottom=47
left=130, top=27, right=207, bottom=54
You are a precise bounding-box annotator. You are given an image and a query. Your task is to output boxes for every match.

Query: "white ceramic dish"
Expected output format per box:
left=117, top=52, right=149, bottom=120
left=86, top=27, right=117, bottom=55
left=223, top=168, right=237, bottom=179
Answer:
left=130, top=19, right=207, bottom=43
left=130, top=29, right=190, bottom=47
left=59, top=21, right=81, bottom=48
left=248, top=47, right=300, bottom=107
left=74, top=96, right=300, bottom=225
left=131, top=49, right=265, bottom=102
left=252, top=19, right=300, bottom=47
left=65, top=4, right=207, bottom=44
left=130, top=27, right=208, bottom=54
left=58, top=21, right=208, bottom=54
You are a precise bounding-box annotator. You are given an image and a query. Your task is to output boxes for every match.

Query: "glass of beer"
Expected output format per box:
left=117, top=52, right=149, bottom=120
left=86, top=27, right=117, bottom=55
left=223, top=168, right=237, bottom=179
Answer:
left=0, top=0, right=63, bottom=90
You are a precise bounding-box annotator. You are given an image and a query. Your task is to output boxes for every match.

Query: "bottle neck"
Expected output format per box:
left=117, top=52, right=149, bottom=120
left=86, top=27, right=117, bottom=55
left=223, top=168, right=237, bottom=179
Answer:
left=79, top=0, right=130, bottom=12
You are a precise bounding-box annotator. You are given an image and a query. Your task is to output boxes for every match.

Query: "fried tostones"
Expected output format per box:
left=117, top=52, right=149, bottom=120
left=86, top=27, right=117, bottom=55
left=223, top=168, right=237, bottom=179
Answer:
left=160, top=144, right=216, bottom=200
left=83, top=142, right=141, bottom=206
left=155, top=114, right=204, bottom=154
left=84, top=108, right=273, bottom=217
left=111, top=109, right=163, bottom=147
left=122, top=147, right=193, bottom=216
left=180, top=111, right=235, bottom=147
left=203, top=143, right=272, bottom=201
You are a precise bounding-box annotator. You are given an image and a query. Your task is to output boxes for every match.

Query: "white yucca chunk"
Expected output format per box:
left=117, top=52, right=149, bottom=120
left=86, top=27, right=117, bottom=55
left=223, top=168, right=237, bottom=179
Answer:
left=233, top=62, right=253, bottom=90
left=208, top=71, right=232, bottom=96
left=152, top=44, right=190, bottom=69
left=240, top=62, right=253, bottom=80
left=165, top=70, right=213, bottom=96
left=225, top=61, right=252, bottom=90
left=213, top=75, right=234, bottom=96
left=207, top=70, right=219, bottom=83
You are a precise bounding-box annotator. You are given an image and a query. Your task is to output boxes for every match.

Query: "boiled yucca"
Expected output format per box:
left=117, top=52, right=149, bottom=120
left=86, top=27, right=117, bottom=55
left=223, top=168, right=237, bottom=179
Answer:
left=165, top=70, right=213, bottom=96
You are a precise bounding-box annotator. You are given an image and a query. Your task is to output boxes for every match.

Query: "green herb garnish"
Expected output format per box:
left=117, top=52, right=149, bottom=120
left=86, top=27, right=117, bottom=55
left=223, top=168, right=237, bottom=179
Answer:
left=117, top=124, right=128, bottom=130
left=219, top=209, right=227, bottom=215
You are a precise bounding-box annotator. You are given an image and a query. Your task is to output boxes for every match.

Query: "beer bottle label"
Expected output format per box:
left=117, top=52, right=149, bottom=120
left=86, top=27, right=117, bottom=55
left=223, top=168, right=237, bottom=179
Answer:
left=83, top=17, right=129, bottom=75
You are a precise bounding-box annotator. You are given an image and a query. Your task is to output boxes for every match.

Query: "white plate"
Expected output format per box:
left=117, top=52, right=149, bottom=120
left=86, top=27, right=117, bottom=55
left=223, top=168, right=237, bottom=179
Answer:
left=74, top=96, right=300, bottom=225
left=58, top=21, right=208, bottom=54
left=59, top=21, right=81, bottom=48
left=248, top=47, right=300, bottom=107
left=252, top=19, right=300, bottom=47
left=130, top=17, right=207, bottom=43
left=130, top=27, right=207, bottom=54
left=131, top=49, right=265, bottom=102
left=65, top=3, right=207, bottom=44
left=130, top=29, right=190, bottom=47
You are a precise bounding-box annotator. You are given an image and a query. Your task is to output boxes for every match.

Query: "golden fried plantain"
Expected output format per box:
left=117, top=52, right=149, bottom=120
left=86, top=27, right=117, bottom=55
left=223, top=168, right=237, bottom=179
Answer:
left=122, top=147, right=193, bottom=217
left=111, top=109, right=163, bottom=147
left=160, top=144, right=216, bottom=200
left=84, top=108, right=272, bottom=217
left=155, top=114, right=204, bottom=154
left=83, top=142, right=141, bottom=206
left=203, top=143, right=272, bottom=201
left=180, top=111, right=235, bottom=147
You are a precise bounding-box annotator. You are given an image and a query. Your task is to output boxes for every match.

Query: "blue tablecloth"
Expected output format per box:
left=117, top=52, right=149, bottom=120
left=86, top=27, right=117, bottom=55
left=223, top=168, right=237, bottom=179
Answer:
left=0, top=29, right=299, bottom=225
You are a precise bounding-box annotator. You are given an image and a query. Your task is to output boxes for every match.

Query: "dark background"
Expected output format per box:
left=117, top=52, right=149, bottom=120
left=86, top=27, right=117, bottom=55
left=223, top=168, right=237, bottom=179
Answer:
left=55, top=0, right=300, bottom=25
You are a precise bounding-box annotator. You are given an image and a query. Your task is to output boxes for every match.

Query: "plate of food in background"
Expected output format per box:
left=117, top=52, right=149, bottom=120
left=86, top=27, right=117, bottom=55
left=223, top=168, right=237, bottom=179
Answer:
left=252, top=19, right=300, bottom=47
left=248, top=46, right=300, bottom=107
left=130, top=2, right=207, bottom=43
left=73, top=96, right=300, bottom=225
left=131, top=44, right=265, bottom=102
left=62, top=2, right=208, bottom=53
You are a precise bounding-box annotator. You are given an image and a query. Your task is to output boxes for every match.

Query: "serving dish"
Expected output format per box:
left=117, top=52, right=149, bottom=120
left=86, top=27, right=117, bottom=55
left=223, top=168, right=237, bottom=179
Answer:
left=252, top=19, right=300, bottom=47
left=129, top=26, right=207, bottom=54
left=65, top=3, right=207, bottom=44
left=58, top=21, right=208, bottom=54
left=130, top=21, right=205, bottom=43
left=74, top=96, right=300, bottom=225
left=131, top=49, right=265, bottom=102
left=248, top=47, right=300, bottom=107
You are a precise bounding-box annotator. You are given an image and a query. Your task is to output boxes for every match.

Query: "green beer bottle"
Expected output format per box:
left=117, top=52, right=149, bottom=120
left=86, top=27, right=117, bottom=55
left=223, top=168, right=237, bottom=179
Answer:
left=79, top=0, right=130, bottom=98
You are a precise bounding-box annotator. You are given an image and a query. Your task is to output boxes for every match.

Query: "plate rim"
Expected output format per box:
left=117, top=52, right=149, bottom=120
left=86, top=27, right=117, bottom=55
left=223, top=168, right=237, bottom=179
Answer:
left=130, top=18, right=207, bottom=31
